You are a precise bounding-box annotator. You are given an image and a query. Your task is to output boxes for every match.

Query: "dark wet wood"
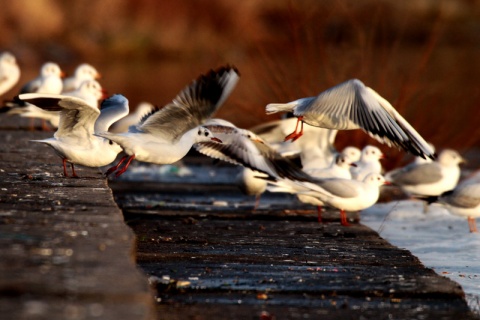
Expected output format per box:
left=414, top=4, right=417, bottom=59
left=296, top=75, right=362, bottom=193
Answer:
left=0, top=129, right=155, bottom=320
left=112, top=179, right=478, bottom=320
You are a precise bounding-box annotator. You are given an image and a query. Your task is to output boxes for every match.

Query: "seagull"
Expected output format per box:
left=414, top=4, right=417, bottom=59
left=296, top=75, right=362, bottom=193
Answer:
left=340, top=146, right=361, bottom=163
left=3, top=62, right=64, bottom=129
left=439, top=181, right=480, bottom=233
left=250, top=117, right=338, bottom=166
left=195, top=121, right=341, bottom=222
left=95, top=65, right=240, bottom=177
left=19, top=62, right=64, bottom=95
left=18, top=93, right=129, bottom=177
left=235, top=167, right=268, bottom=211
left=385, top=149, right=464, bottom=199
left=305, top=153, right=353, bottom=180
left=17, top=79, right=105, bottom=127
left=0, top=51, right=20, bottom=97
left=62, top=63, right=101, bottom=92
left=350, top=145, right=384, bottom=181
left=265, top=79, right=435, bottom=160
left=109, top=102, right=154, bottom=133
left=292, top=173, right=388, bottom=225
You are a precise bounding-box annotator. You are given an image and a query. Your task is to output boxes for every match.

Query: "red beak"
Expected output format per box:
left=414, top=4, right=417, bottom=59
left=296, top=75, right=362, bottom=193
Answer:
left=101, top=88, right=108, bottom=99
left=210, top=137, right=222, bottom=143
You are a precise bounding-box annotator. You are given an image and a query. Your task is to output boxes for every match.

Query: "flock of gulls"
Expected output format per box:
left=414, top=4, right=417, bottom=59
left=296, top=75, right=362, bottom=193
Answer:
left=0, top=51, right=478, bottom=233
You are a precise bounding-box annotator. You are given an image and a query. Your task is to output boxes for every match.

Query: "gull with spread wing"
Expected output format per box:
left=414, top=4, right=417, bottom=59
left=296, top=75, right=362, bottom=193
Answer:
left=266, top=79, right=435, bottom=160
left=96, top=66, right=240, bottom=177
left=18, top=93, right=129, bottom=177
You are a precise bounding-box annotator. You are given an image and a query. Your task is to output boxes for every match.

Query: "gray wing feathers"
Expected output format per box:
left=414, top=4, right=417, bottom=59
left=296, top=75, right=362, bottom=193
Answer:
left=94, top=94, right=129, bottom=133
left=295, top=79, right=434, bottom=159
left=139, top=66, right=239, bottom=141
left=18, top=93, right=99, bottom=138
left=445, top=183, right=480, bottom=208
left=389, top=163, right=442, bottom=185
left=194, top=127, right=313, bottom=182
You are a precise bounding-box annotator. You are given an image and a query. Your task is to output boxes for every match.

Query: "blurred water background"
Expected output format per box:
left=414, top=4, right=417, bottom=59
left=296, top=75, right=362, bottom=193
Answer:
left=1, top=0, right=480, bottom=168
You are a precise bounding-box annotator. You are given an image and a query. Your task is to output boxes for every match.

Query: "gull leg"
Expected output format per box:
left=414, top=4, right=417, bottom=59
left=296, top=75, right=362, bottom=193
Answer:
left=253, top=194, right=261, bottom=212
left=115, top=155, right=136, bottom=177
left=291, top=120, right=304, bottom=142
left=316, top=206, right=323, bottom=223
left=71, top=163, right=79, bottom=178
left=62, top=158, right=69, bottom=177
left=105, top=155, right=128, bottom=177
left=340, top=210, right=350, bottom=226
left=468, top=217, right=478, bottom=233
left=284, top=116, right=304, bottom=142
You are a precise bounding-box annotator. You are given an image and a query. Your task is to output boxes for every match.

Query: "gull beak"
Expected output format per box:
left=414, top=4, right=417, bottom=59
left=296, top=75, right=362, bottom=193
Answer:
left=60, top=71, right=66, bottom=78
left=96, top=72, right=102, bottom=80
left=210, top=137, right=222, bottom=143
left=350, top=163, right=357, bottom=167
left=383, top=181, right=392, bottom=185
left=101, top=88, right=109, bottom=99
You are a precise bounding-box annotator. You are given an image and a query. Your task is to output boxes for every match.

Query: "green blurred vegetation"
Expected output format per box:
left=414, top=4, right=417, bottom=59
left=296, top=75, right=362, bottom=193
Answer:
left=1, top=0, right=480, bottom=166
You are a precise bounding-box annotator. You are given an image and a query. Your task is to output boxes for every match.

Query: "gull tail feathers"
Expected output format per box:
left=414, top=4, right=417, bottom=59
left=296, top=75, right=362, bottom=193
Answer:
left=265, top=102, right=297, bottom=115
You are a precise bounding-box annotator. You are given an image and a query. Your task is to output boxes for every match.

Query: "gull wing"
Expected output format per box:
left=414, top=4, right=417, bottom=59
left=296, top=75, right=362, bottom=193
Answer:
left=195, top=124, right=312, bottom=182
left=18, top=93, right=99, bottom=139
left=94, top=94, right=130, bottom=133
left=137, top=66, right=239, bottom=142
left=444, top=183, right=480, bottom=209
left=388, top=162, right=442, bottom=186
left=296, top=79, right=435, bottom=159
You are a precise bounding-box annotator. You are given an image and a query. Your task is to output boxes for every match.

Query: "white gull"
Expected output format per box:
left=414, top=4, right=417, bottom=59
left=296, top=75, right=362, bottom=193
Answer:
left=265, top=79, right=435, bottom=160
left=96, top=66, right=239, bottom=177
left=18, top=93, right=129, bottom=177
left=0, top=52, right=20, bottom=97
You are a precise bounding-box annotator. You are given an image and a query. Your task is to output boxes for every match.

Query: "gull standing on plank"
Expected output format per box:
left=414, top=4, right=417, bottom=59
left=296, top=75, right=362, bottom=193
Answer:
left=0, top=52, right=20, bottom=96
left=62, top=63, right=101, bottom=92
left=3, top=62, right=64, bottom=129
left=19, top=62, right=64, bottom=95
left=109, top=102, right=154, bottom=133
left=439, top=181, right=480, bottom=233
left=350, top=145, right=384, bottom=181
left=293, top=173, right=388, bottom=225
left=235, top=167, right=268, bottom=211
left=18, top=94, right=129, bottom=177
left=96, top=66, right=240, bottom=177
left=265, top=79, right=435, bottom=160
left=385, top=149, right=464, bottom=200
left=18, top=79, right=105, bottom=127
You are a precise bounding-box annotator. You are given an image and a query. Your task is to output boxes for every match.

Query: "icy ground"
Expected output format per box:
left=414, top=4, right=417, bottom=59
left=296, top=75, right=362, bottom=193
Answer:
left=362, top=200, right=480, bottom=314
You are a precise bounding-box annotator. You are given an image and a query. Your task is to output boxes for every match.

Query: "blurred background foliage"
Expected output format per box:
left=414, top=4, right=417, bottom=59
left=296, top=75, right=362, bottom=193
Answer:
left=1, top=0, right=480, bottom=168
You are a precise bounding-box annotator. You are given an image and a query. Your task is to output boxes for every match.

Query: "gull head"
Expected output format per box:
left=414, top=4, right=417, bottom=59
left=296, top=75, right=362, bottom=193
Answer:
left=196, top=126, right=222, bottom=143
left=363, top=173, right=387, bottom=187
left=78, top=79, right=104, bottom=100
left=437, top=149, right=465, bottom=166
left=75, top=63, right=101, bottom=80
left=335, top=154, right=354, bottom=169
left=360, top=145, right=384, bottom=162
left=41, top=62, right=64, bottom=78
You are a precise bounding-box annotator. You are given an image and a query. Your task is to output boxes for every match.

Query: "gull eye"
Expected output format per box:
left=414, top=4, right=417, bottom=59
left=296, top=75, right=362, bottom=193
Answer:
left=204, top=131, right=209, bottom=137
left=198, top=130, right=201, bottom=135
left=109, top=140, right=113, bottom=145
